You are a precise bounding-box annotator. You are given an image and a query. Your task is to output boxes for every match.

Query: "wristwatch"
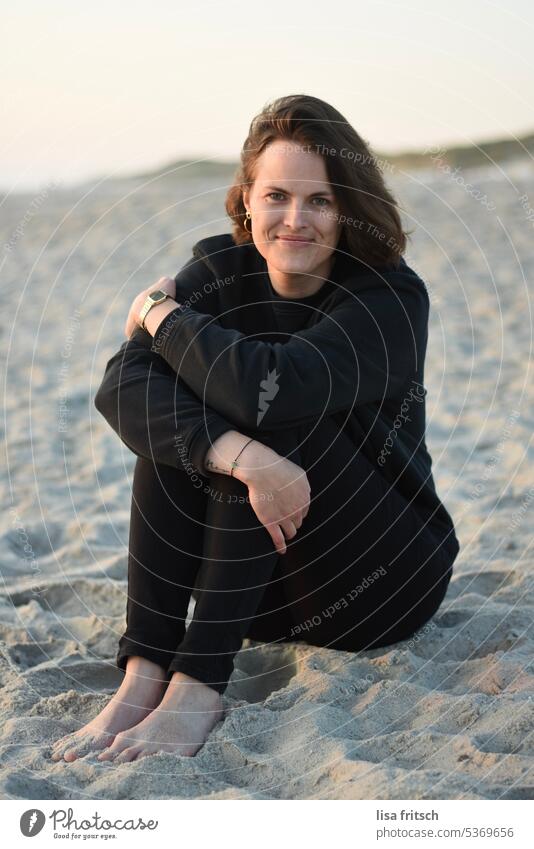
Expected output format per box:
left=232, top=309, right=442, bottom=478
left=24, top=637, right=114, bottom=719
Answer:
left=139, top=289, right=171, bottom=331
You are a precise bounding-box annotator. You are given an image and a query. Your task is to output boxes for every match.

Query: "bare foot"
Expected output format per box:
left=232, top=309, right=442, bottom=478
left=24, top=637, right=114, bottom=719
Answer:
left=50, top=657, right=169, bottom=762
left=96, top=671, right=225, bottom=762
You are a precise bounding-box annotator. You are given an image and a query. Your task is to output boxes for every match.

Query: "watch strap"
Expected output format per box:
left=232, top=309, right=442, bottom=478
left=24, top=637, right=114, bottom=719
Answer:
left=139, top=290, right=170, bottom=330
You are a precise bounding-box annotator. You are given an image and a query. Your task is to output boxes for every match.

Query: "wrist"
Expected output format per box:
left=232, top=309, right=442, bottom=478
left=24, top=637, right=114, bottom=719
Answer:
left=203, top=431, right=271, bottom=482
left=142, top=298, right=180, bottom=337
left=203, top=431, right=252, bottom=477
left=231, top=439, right=275, bottom=485
left=230, top=438, right=259, bottom=484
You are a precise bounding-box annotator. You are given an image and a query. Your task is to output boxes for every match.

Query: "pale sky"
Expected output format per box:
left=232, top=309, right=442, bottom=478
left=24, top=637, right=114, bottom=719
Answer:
left=2, top=0, right=533, bottom=191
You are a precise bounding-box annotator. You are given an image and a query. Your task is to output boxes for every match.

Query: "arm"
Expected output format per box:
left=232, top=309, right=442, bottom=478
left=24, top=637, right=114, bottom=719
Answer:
left=94, top=325, right=238, bottom=475
left=202, top=429, right=270, bottom=479
left=149, top=275, right=429, bottom=431
left=94, top=324, right=312, bottom=556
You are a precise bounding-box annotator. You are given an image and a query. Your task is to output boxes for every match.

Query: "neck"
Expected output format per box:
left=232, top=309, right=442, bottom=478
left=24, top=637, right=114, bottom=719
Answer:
left=267, top=254, right=335, bottom=299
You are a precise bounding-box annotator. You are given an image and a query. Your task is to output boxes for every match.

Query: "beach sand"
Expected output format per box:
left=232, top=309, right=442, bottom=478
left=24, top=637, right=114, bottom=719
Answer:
left=1, top=161, right=533, bottom=799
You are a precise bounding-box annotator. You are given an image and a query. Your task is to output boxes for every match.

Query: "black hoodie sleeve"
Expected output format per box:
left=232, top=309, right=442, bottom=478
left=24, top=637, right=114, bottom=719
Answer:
left=149, top=273, right=429, bottom=431
left=94, top=325, right=235, bottom=475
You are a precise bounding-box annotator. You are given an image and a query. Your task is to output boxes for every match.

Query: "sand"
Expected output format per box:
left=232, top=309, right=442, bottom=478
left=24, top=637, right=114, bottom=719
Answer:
left=1, top=160, right=533, bottom=800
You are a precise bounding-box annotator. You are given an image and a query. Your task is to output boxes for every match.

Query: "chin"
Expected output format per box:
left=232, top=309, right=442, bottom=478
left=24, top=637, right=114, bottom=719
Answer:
left=271, top=255, right=312, bottom=273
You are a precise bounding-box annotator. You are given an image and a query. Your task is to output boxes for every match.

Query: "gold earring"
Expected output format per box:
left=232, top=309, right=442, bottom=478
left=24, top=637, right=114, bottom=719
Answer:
left=244, top=210, right=252, bottom=233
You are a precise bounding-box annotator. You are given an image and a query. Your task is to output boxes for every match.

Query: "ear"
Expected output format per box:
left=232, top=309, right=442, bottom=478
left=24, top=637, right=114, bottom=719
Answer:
left=242, top=188, right=249, bottom=212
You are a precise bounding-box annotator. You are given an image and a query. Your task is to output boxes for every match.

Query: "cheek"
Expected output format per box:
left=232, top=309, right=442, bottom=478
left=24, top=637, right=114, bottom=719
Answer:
left=325, top=218, right=341, bottom=244
left=251, top=212, right=266, bottom=234
left=314, top=216, right=336, bottom=243
left=252, top=211, right=282, bottom=242
left=315, top=209, right=335, bottom=233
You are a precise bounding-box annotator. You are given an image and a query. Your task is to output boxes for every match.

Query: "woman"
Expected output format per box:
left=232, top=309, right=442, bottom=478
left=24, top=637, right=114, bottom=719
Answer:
left=50, top=94, right=460, bottom=764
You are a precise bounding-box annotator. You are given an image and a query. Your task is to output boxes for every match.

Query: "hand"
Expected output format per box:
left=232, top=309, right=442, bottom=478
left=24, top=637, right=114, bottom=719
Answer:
left=234, top=442, right=311, bottom=556
left=124, top=276, right=176, bottom=340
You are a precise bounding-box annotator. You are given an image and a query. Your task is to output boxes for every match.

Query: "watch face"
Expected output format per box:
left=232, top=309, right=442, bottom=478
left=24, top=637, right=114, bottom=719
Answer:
left=149, top=289, right=167, bottom=301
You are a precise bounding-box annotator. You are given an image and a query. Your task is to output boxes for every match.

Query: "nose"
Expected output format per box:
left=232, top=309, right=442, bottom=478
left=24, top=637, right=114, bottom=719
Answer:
left=283, top=201, right=308, bottom=230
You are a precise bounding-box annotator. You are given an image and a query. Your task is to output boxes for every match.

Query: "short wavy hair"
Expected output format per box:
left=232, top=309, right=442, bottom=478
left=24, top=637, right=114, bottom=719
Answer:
left=225, top=93, right=411, bottom=267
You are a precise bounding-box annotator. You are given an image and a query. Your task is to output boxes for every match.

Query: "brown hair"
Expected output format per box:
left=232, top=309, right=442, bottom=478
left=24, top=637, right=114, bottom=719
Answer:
left=225, top=94, right=411, bottom=267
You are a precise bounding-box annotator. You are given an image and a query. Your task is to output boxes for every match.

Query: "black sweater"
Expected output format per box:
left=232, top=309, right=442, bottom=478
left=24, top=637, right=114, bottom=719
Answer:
left=94, top=233, right=460, bottom=557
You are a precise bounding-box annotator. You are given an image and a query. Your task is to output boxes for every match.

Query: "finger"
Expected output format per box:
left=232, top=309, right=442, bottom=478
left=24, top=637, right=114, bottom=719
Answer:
left=269, top=526, right=287, bottom=555
left=280, top=520, right=297, bottom=540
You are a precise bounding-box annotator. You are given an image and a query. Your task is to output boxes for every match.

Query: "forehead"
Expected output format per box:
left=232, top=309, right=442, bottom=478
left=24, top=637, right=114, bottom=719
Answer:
left=253, top=139, right=331, bottom=187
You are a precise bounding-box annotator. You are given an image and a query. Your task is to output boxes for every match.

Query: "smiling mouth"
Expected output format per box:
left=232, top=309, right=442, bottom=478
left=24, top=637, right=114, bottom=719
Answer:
left=276, top=236, right=314, bottom=243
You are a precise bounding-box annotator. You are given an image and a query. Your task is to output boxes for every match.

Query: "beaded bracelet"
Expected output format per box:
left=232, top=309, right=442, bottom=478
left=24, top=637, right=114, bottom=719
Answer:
left=230, top=437, right=255, bottom=477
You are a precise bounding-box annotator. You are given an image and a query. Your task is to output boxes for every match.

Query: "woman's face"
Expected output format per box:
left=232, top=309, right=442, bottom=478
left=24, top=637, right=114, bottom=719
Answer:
left=242, top=139, right=342, bottom=282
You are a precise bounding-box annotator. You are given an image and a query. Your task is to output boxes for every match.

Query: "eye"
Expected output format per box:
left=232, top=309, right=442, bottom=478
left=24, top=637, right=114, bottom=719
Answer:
left=266, top=192, right=331, bottom=205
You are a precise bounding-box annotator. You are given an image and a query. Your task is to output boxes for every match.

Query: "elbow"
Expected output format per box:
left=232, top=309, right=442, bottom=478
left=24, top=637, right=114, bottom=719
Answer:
left=93, top=386, right=105, bottom=416
left=94, top=380, right=115, bottom=421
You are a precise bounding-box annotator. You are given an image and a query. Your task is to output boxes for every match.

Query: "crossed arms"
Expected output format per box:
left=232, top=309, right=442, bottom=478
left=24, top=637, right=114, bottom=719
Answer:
left=94, top=269, right=427, bottom=472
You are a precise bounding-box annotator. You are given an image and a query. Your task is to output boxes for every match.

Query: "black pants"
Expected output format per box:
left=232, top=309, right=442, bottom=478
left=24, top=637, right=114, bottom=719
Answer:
left=116, top=416, right=456, bottom=694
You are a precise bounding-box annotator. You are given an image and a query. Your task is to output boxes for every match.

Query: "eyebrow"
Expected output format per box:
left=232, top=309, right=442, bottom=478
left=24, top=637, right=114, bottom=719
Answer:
left=263, top=184, right=334, bottom=197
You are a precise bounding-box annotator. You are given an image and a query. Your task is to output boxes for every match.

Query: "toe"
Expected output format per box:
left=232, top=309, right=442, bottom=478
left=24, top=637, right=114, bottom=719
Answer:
left=96, top=733, right=130, bottom=761
left=50, top=735, right=75, bottom=760
left=134, top=747, right=161, bottom=762
left=99, top=749, right=121, bottom=762
left=115, top=747, right=141, bottom=763
left=86, top=732, right=114, bottom=754
left=69, top=736, right=101, bottom=760
left=62, top=734, right=89, bottom=762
